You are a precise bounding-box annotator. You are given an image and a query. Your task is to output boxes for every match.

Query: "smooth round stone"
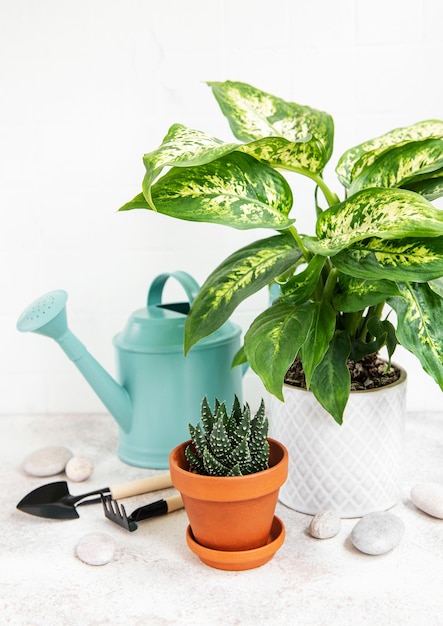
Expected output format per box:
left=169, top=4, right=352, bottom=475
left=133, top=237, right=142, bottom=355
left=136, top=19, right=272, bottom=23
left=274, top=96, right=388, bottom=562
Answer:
left=76, top=532, right=117, bottom=566
left=310, top=510, right=341, bottom=539
left=410, top=482, right=443, bottom=519
left=65, top=456, right=94, bottom=482
left=351, top=511, right=405, bottom=555
left=23, top=446, right=73, bottom=477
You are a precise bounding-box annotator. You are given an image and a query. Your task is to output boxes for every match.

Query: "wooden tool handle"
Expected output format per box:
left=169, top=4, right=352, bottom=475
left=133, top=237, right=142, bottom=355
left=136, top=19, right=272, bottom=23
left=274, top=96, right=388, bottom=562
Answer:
left=166, top=494, right=184, bottom=513
left=110, top=473, right=173, bottom=500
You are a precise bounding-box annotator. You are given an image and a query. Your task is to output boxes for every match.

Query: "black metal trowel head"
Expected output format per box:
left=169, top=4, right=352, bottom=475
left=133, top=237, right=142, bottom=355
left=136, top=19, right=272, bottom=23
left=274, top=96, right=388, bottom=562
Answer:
left=17, top=481, right=80, bottom=520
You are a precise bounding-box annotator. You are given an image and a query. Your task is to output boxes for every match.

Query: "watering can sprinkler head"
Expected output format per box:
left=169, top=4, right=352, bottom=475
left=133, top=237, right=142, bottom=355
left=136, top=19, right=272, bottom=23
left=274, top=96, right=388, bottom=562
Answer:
left=17, top=290, right=69, bottom=340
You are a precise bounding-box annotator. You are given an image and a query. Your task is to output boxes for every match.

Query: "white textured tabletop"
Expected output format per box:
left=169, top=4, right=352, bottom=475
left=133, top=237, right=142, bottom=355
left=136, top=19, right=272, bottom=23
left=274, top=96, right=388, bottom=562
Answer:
left=1, top=412, right=442, bottom=626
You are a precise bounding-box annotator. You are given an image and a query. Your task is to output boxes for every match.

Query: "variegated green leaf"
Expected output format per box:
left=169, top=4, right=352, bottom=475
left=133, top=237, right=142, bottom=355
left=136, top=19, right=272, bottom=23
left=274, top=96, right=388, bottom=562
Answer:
left=388, top=282, right=443, bottom=389
left=333, top=236, right=443, bottom=282
left=299, top=300, right=337, bottom=388
left=208, top=80, right=334, bottom=171
left=349, top=139, right=443, bottom=194
left=278, top=255, right=325, bottom=305
left=311, top=331, right=351, bottom=425
left=149, top=152, right=294, bottom=230
left=333, top=275, right=400, bottom=312
left=429, top=277, right=443, bottom=297
left=306, top=188, right=443, bottom=256
left=403, top=170, right=443, bottom=200
left=141, top=124, right=240, bottom=209
left=184, top=232, right=303, bottom=353
left=118, top=192, right=151, bottom=212
left=244, top=301, right=316, bottom=400
left=336, top=120, right=443, bottom=188
left=238, top=136, right=330, bottom=175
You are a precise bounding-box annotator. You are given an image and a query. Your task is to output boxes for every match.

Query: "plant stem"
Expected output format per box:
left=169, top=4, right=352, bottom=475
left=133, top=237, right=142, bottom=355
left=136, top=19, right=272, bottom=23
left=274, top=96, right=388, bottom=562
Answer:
left=283, top=166, right=340, bottom=207
left=288, top=225, right=312, bottom=261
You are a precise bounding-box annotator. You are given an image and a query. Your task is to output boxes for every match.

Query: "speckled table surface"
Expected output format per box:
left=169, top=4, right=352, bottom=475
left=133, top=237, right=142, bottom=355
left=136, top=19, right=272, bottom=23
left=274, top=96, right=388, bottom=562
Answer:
left=1, top=412, right=443, bottom=626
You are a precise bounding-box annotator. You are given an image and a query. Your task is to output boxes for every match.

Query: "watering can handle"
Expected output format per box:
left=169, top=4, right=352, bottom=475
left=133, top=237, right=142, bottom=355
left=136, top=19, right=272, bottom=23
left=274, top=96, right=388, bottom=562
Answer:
left=147, top=271, right=200, bottom=308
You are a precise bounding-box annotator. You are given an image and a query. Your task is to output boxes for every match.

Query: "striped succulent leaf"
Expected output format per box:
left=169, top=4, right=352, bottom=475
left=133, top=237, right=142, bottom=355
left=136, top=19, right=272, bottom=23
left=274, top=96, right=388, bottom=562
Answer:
left=349, top=138, right=443, bottom=195
left=208, top=80, right=334, bottom=172
left=147, top=152, right=294, bottom=230
left=333, top=236, right=443, bottom=282
left=333, top=275, right=400, bottom=312
left=141, top=124, right=240, bottom=209
left=336, top=120, right=443, bottom=188
left=184, top=232, right=304, bottom=353
left=310, top=331, right=351, bottom=425
left=305, top=188, right=443, bottom=256
left=388, top=282, right=443, bottom=389
left=244, top=300, right=317, bottom=400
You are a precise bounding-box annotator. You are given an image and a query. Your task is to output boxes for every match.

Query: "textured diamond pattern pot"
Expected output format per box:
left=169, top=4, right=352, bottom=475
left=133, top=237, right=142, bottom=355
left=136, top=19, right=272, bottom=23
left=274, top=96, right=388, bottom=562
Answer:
left=268, top=367, right=407, bottom=518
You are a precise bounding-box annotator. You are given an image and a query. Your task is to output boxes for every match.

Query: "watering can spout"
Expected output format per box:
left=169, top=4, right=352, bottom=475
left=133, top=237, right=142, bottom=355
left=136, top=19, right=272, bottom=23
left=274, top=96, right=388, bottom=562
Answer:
left=17, top=290, right=132, bottom=433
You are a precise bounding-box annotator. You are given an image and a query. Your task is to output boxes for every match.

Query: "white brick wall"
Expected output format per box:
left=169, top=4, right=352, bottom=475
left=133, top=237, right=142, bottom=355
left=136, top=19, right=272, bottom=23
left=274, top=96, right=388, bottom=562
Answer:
left=1, top=0, right=442, bottom=414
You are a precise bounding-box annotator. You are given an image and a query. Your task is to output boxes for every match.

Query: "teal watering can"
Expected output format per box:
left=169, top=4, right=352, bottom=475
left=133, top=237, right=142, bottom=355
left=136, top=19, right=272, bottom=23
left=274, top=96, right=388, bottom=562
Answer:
left=17, top=272, right=246, bottom=469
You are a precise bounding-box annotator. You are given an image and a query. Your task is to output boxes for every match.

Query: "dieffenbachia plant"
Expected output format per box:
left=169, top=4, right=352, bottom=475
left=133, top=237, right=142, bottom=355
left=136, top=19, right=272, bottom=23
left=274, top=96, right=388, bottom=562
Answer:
left=120, top=81, right=443, bottom=424
left=185, top=396, right=269, bottom=476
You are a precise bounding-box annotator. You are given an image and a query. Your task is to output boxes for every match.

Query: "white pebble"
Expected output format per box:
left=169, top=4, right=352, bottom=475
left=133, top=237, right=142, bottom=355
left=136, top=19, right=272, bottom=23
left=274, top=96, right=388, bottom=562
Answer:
left=310, top=510, right=341, bottom=539
left=65, top=456, right=94, bottom=482
left=76, top=532, right=116, bottom=566
left=23, top=446, right=73, bottom=477
left=351, top=511, right=405, bottom=556
left=410, top=482, right=443, bottom=519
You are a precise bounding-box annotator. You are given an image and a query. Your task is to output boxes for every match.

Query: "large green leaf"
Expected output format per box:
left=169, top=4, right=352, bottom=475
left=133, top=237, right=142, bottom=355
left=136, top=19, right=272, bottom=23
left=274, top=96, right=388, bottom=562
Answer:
left=299, top=299, right=337, bottom=387
left=388, top=282, right=443, bottom=389
left=336, top=120, right=443, bottom=188
left=119, top=192, right=151, bottom=212
left=278, top=255, right=326, bottom=305
left=141, top=124, right=240, bottom=209
left=333, top=275, right=400, bottom=312
left=147, top=152, right=294, bottom=230
left=310, top=331, right=351, bottom=425
left=306, top=188, right=443, bottom=256
left=333, top=236, right=443, bottom=282
left=184, top=232, right=303, bottom=352
left=208, top=80, right=334, bottom=172
left=349, top=139, right=443, bottom=194
left=403, top=170, right=443, bottom=201
left=244, top=300, right=316, bottom=400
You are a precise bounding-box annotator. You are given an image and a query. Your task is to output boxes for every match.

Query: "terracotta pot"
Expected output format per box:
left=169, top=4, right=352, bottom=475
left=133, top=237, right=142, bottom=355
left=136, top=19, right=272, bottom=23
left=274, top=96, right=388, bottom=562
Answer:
left=268, top=366, right=407, bottom=518
left=169, top=438, right=288, bottom=553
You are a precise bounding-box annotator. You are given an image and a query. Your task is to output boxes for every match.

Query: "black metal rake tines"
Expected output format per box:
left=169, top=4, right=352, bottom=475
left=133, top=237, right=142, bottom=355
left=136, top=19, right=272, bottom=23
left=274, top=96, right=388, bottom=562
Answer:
left=101, top=495, right=138, bottom=532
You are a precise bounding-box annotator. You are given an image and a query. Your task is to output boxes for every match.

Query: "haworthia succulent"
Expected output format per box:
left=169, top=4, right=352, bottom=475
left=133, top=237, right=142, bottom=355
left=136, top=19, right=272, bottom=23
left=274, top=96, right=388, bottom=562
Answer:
left=336, top=120, right=443, bottom=188
left=306, top=188, right=443, bottom=256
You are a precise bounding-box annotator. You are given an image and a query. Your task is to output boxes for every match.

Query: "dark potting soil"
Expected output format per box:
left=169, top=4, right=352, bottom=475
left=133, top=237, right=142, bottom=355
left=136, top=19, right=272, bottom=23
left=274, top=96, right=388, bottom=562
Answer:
left=284, top=353, right=402, bottom=392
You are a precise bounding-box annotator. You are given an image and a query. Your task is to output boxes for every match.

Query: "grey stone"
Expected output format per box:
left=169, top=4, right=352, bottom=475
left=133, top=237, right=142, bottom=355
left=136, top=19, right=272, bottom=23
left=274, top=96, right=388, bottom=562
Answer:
left=310, top=510, right=341, bottom=539
left=351, top=511, right=405, bottom=555
left=23, top=446, right=73, bottom=477
left=410, top=482, right=443, bottom=519
left=65, top=456, right=94, bottom=482
left=76, top=532, right=117, bottom=566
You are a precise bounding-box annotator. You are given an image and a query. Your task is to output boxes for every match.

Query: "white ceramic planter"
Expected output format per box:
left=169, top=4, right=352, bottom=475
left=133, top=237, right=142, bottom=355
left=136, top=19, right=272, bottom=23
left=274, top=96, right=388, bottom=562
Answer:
left=268, top=367, right=407, bottom=518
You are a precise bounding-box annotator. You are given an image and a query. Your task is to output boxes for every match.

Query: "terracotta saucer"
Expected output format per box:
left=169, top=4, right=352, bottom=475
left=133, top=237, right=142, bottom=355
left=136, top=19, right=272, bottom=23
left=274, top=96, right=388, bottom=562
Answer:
left=185, top=516, right=285, bottom=571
